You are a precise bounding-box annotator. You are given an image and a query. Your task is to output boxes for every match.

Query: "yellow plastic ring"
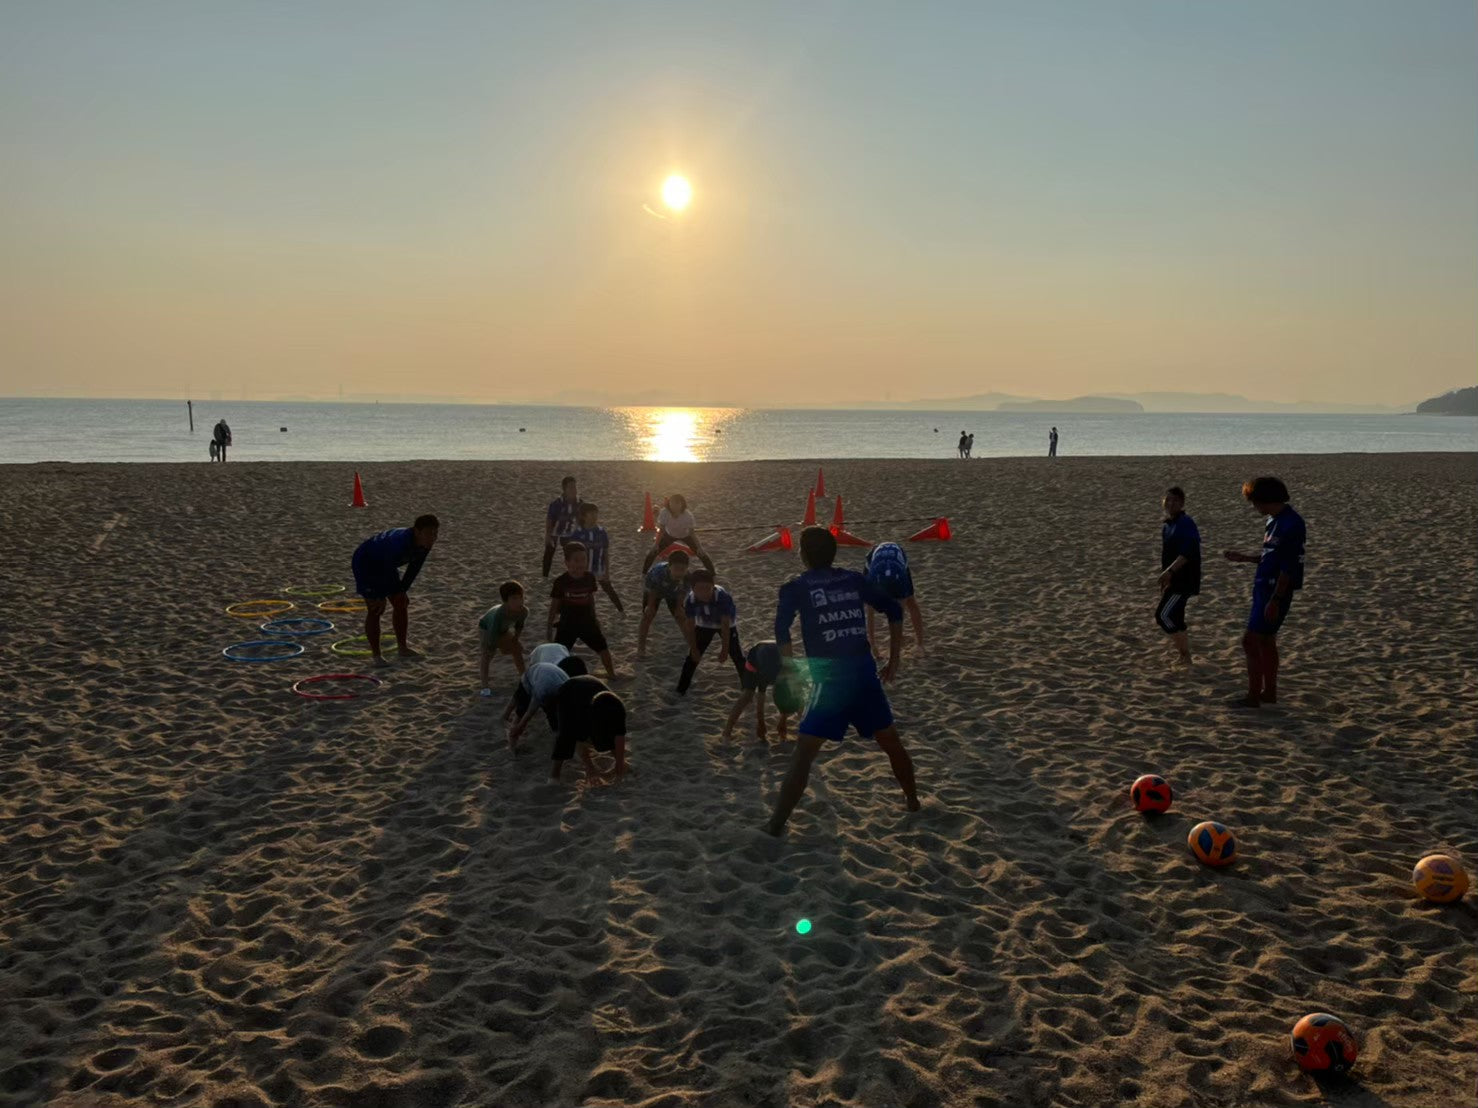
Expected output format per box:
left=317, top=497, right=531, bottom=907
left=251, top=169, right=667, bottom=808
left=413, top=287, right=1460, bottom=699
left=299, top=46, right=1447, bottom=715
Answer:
left=318, top=597, right=367, bottom=613
left=226, top=599, right=295, bottom=619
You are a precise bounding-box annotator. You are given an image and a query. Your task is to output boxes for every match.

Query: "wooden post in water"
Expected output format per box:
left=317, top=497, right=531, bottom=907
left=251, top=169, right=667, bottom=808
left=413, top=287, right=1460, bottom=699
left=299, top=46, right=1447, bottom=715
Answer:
left=187, top=400, right=194, bottom=432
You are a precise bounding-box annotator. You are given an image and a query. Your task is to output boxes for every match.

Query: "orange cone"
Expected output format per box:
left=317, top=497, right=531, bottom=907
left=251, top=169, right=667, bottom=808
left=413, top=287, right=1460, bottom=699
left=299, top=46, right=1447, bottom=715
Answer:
left=350, top=471, right=368, bottom=508
left=815, top=467, right=826, bottom=498
left=830, top=493, right=846, bottom=529
left=831, top=526, right=872, bottom=547
left=638, top=492, right=657, bottom=533
left=802, top=488, right=817, bottom=527
left=907, top=517, right=952, bottom=542
left=746, top=526, right=794, bottom=554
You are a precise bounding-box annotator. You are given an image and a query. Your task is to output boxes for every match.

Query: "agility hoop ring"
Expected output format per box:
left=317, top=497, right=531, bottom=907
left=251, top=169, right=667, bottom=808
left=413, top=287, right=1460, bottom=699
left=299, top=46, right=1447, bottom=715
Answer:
left=261, top=617, right=335, bottom=637
left=226, top=599, right=295, bottom=619
left=318, top=598, right=367, bottom=614
left=292, top=673, right=382, bottom=700
left=330, top=635, right=375, bottom=657
left=282, top=584, right=346, bottom=598
left=222, top=639, right=306, bottom=662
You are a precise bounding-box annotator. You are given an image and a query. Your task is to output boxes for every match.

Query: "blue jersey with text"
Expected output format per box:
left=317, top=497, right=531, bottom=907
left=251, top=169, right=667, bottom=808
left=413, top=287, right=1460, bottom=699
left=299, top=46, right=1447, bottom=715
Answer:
left=864, top=542, right=915, bottom=600
left=568, top=525, right=610, bottom=576
left=546, top=496, right=580, bottom=539
left=775, top=567, right=902, bottom=665
left=684, top=586, right=738, bottom=630
left=1256, top=506, right=1306, bottom=590
left=644, top=561, right=688, bottom=604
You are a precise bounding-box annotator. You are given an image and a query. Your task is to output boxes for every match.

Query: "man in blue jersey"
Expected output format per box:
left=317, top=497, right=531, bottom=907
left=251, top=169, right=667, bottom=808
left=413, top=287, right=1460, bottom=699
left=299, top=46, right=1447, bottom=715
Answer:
left=1155, top=487, right=1201, bottom=664
left=765, top=527, right=922, bottom=836
left=351, top=514, right=439, bottom=666
left=864, top=541, right=926, bottom=656
left=1224, top=476, right=1306, bottom=707
left=542, top=475, right=580, bottom=577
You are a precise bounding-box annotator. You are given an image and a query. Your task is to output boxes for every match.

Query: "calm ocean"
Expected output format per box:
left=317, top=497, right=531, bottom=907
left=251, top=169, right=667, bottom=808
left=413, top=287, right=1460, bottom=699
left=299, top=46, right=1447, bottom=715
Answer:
left=0, top=398, right=1473, bottom=464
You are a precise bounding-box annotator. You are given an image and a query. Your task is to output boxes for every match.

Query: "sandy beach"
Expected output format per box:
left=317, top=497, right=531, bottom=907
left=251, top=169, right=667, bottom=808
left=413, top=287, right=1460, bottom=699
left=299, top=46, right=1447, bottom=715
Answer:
left=1, top=453, right=1473, bottom=1108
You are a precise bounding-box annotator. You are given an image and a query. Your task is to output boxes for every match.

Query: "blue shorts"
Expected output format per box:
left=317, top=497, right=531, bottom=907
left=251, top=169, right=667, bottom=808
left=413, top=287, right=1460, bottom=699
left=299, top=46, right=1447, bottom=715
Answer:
left=1247, top=587, right=1293, bottom=634
left=352, top=555, right=402, bottom=600
left=798, top=661, right=894, bottom=741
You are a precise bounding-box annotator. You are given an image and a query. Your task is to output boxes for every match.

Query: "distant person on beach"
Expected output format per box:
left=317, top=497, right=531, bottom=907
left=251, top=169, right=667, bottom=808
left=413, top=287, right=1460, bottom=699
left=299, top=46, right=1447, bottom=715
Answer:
left=212, top=419, right=232, bottom=462
left=1223, top=476, right=1306, bottom=708
left=864, top=541, right=926, bottom=655
left=543, top=475, right=581, bottom=577
left=722, top=639, right=806, bottom=742
left=569, top=502, right=624, bottom=613
left=965, top=433, right=974, bottom=458
left=1049, top=427, right=1059, bottom=457
left=478, top=580, right=528, bottom=696
left=764, top=527, right=922, bottom=836
left=957, top=431, right=968, bottom=459
left=548, top=542, right=617, bottom=680
left=637, top=551, right=696, bottom=659
left=1155, top=487, right=1201, bottom=664
left=642, top=494, right=717, bottom=574
left=351, top=515, right=439, bottom=665
left=676, top=570, right=746, bottom=695
left=550, top=675, right=628, bottom=783
left=208, top=440, right=219, bottom=462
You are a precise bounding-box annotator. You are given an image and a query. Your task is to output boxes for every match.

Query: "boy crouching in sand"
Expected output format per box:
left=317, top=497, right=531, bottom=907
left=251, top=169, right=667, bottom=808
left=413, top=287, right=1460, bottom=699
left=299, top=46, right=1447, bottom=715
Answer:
left=722, top=639, right=807, bottom=741
left=550, top=675, right=628, bottom=783
left=477, top=580, right=527, bottom=696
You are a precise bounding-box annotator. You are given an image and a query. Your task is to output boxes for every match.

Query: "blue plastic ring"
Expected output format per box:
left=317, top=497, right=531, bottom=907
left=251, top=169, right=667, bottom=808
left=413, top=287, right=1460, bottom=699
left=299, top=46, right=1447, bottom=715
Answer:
left=222, top=639, right=306, bottom=662
left=260, top=617, right=335, bottom=636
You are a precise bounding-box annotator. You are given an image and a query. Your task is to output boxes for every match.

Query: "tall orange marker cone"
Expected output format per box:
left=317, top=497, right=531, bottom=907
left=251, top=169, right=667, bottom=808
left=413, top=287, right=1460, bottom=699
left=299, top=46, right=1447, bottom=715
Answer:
left=638, top=492, right=657, bottom=533
left=746, top=526, right=794, bottom=554
left=350, top=471, right=368, bottom=508
left=830, top=493, right=846, bottom=529
left=815, top=467, right=826, bottom=498
left=802, top=488, right=817, bottom=527
left=907, top=517, right=952, bottom=542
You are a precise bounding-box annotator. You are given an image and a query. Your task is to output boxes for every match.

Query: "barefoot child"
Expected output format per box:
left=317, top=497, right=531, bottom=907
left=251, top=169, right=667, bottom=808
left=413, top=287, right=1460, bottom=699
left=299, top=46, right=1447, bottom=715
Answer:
left=351, top=515, right=439, bottom=666
left=569, top=502, right=624, bottom=613
left=676, top=570, right=746, bottom=695
left=543, top=475, right=581, bottom=578
left=765, top=527, right=922, bottom=836
left=477, top=580, right=527, bottom=696
left=722, top=640, right=808, bottom=741
left=636, top=550, right=695, bottom=659
left=1155, top=487, right=1201, bottom=663
left=506, top=655, right=587, bottom=744
left=864, top=541, right=926, bottom=655
left=1223, top=476, right=1306, bottom=708
left=548, top=542, right=617, bottom=680
left=550, top=675, right=628, bottom=783
left=642, top=494, right=717, bottom=574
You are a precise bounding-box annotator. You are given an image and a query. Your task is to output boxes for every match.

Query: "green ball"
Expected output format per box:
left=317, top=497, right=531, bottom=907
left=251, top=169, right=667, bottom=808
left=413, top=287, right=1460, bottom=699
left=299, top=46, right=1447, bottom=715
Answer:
left=795, top=919, right=812, bottom=935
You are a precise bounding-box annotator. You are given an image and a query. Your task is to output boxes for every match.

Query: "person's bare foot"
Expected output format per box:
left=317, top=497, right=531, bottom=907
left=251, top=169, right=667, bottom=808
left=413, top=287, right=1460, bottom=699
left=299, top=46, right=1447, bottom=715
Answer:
left=372, top=654, right=391, bottom=668
left=1229, top=694, right=1261, bottom=709
left=763, top=817, right=785, bottom=838
left=1262, top=690, right=1278, bottom=704
left=397, top=646, right=422, bottom=659
left=905, top=796, right=922, bottom=812
left=1177, top=652, right=1192, bottom=666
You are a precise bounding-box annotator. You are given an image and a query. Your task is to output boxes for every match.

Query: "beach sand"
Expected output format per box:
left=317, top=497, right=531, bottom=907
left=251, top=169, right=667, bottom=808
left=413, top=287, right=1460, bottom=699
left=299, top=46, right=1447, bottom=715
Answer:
left=1, top=453, right=1474, bottom=1108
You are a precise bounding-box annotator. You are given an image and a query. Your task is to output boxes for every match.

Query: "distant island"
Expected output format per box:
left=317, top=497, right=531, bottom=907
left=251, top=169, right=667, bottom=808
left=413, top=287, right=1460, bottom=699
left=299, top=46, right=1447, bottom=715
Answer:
left=997, top=396, right=1143, bottom=413
left=1416, top=386, right=1478, bottom=416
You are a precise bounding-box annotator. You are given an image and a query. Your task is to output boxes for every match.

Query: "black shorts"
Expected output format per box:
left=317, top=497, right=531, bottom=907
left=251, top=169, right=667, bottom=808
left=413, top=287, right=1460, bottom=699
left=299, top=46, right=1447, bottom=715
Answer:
left=1156, top=591, right=1189, bottom=634
left=555, top=615, right=608, bottom=654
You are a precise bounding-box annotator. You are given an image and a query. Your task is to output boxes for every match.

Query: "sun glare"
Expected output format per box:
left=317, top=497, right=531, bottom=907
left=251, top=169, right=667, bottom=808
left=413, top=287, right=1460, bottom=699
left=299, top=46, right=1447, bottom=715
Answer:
left=661, top=174, right=692, bottom=213
left=617, top=407, right=735, bottom=462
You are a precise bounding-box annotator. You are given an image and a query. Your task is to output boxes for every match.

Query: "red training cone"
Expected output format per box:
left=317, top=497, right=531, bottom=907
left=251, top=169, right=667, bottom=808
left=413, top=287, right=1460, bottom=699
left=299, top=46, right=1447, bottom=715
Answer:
left=907, top=517, right=952, bottom=542
left=815, top=467, right=826, bottom=498
left=802, top=488, right=817, bottom=527
left=746, top=526, right=794, bottom=554
left=350, top=471, right=368, bottom=508
left=830, top=493, right=846, bottom=529
left=831, top=527, right=872, bottom=547
left=638, top=492, right=657, bottom=533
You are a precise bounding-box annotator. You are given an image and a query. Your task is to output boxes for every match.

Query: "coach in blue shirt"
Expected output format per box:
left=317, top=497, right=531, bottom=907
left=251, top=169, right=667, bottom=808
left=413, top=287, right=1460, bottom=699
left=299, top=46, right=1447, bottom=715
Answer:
left=1155, top=487, right=1202, bottom=663
left=1224, top=476, right=1306, bottom=708
left=351, top=514, right=439, bottom=666
left=765, top=527, right=922, bottom=836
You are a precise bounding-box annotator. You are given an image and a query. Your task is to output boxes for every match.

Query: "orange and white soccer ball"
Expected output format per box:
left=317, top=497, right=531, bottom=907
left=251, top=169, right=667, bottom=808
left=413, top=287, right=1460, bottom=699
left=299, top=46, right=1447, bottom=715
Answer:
left=1187, top=820, right=1237, bottom=867
left=1291, top=1012, right=1358, bottom=1074
left=1412, top=854, right=1468, bottom=904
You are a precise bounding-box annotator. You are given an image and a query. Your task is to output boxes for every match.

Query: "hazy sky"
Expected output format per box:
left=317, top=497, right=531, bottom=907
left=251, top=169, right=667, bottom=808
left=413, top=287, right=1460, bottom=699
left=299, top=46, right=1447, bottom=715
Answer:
left=2, top=1, right=1474, bottom=406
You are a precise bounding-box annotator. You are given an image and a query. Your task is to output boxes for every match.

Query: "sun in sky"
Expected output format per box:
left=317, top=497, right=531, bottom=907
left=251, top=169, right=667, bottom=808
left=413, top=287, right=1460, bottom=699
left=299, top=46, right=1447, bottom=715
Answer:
left=661, top=174, right=692, bottom=213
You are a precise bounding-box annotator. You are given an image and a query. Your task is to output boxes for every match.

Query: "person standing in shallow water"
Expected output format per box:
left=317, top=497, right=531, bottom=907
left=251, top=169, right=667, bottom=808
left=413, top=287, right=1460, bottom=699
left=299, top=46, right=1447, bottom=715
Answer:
left=1048, top=426, right=1058, bottom=457
left=1224, top=476, right=1306, bottom=708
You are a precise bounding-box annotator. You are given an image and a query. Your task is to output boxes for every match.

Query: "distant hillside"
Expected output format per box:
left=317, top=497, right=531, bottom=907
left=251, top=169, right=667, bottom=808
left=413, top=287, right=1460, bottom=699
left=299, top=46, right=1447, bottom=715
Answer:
left=1416, top=386, right=1478, bottom=415
left=998, top=396, right=1144, bottom=413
